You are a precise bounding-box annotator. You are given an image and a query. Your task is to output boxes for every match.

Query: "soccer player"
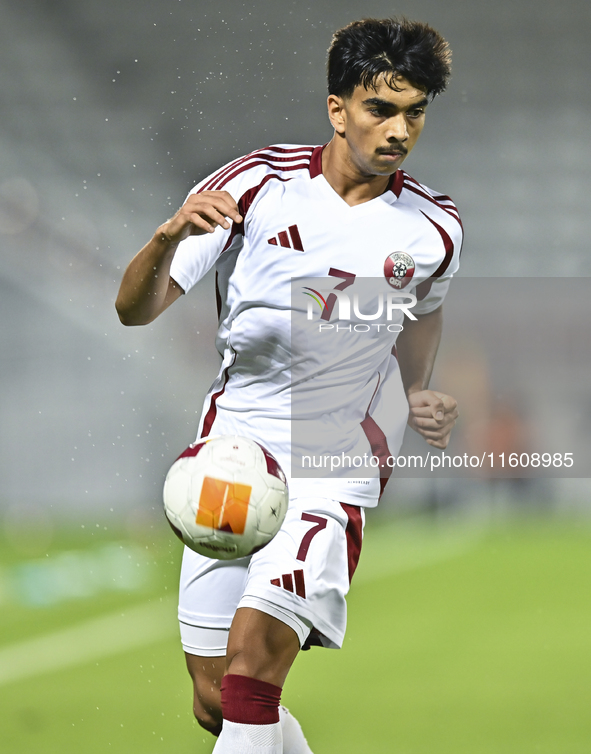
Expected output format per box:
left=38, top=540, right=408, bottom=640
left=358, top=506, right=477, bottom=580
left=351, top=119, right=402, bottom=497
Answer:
left=116, top=17, right=461, bottom=754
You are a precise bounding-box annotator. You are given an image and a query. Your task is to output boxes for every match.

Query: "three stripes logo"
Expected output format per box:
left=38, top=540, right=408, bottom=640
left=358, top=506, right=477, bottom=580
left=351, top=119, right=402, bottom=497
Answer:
left=271, top=569, right=306, bottom=598
left=267, top=224, right=304, bottom=252
left=269, top=513, right=327, bottom=600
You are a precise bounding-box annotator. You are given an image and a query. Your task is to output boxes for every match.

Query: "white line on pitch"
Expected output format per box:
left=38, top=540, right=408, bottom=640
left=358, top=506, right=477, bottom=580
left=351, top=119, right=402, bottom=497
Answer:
left=0, top=595, right=178, bottom=687
left=0, top=521, right=484, bottom=687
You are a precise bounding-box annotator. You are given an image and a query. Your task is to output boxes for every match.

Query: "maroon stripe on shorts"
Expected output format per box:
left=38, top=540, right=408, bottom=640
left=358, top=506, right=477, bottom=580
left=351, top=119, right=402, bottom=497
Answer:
left=340, top=503, right=363, bottom=583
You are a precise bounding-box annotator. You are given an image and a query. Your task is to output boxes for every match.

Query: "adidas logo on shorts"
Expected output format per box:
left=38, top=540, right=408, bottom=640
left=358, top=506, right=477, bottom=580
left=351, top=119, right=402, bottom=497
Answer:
left=270, top=569, right=306, bottom=598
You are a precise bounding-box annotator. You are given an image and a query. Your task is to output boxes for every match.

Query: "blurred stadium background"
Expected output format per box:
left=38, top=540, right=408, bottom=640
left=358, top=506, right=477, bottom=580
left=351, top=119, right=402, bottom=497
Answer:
left=1, top=0, right=590, bottom=751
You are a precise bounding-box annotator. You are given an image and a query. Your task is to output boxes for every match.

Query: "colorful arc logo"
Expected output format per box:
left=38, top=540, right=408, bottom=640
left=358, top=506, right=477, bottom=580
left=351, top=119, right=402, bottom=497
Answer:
left=302, top=287, right=327, bottom=314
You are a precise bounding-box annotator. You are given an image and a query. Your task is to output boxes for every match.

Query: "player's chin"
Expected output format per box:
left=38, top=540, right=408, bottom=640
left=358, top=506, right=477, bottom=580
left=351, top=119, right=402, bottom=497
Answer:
left=374, top=153, right=405, bottom=173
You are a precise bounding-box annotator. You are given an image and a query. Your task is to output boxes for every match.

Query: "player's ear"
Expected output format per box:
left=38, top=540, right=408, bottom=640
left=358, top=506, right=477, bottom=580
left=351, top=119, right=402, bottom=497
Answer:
left=327, top=94, right=347, bottom=133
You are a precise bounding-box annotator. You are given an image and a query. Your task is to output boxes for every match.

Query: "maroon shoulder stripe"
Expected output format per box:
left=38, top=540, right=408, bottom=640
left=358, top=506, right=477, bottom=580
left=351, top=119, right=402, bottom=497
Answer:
left=403, top=182, right=462, bottom=228
left=261, top=145, right=315, bottom=155
left=198, top=150, right=260, bottom=194
left=401, top=174, right=461, bottom=216
left=217, top=170, right=283, bottom=255
left=213, top=172, right=297, bottom=264
left=199, top=147, right=313, bottom=194
left=415, top=211, right=455, bottom=301
left=207, top=159, right=310, bottom=193
left=403, top=181, right=460, bottom=216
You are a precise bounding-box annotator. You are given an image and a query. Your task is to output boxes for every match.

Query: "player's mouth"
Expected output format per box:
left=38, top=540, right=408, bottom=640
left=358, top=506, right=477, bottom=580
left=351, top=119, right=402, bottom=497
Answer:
left=377, top=148, right=407, bottom=160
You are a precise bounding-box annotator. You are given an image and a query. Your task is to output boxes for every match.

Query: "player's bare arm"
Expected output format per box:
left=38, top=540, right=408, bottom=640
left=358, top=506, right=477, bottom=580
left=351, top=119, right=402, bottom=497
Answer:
left=115, top=191, right=242, bottom=326
left=396, top=304, right=458, bottom=449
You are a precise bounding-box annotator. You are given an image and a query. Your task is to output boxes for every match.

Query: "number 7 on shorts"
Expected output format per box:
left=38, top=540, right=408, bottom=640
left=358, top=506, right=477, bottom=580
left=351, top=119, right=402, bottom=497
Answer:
left=296, top=513, right=328, bottom=562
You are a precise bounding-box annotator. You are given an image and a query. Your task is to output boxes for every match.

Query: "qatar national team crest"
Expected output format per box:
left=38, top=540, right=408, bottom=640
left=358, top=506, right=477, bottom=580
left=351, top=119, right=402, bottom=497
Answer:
left=384, top=251, right=415, bottom=290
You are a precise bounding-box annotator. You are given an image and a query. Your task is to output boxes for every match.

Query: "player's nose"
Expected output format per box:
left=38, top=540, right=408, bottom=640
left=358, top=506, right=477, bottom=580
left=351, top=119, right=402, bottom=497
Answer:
left=385, top=113, right=409, bottom=141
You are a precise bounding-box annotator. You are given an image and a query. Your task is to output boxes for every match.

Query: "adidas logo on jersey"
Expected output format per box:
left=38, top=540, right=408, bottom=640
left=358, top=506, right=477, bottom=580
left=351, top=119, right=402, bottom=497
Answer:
left=267, top=225, right=304, bottom=252
left=270, top=569, right=306, bottom=598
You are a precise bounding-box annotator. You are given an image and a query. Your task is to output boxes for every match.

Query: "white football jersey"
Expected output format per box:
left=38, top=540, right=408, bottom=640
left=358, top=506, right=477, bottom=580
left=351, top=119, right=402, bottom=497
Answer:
left=170, top=144, right=463, bottom=506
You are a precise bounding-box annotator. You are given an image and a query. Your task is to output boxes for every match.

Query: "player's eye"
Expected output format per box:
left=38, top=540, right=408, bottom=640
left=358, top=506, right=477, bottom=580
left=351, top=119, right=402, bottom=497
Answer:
left=407, top=108, right=425, bottom=119
left=368, top=107, right=389, bottom=117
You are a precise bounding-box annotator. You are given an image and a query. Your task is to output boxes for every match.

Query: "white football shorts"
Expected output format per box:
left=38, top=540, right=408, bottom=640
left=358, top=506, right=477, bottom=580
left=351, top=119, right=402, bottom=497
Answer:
left=178, top=496, right=364, bottom=655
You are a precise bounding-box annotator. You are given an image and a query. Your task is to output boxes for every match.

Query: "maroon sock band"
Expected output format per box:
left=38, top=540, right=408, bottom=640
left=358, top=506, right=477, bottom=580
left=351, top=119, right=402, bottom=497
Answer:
left=221, top=674, right=282, bottom=725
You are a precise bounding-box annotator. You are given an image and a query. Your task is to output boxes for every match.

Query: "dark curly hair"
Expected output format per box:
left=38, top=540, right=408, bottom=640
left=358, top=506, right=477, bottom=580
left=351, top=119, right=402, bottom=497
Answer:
left=327, top=18, right=452, bottom=99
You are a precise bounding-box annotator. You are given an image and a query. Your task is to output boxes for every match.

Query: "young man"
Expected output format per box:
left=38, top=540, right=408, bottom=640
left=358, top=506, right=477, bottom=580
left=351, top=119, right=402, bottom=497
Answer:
left=116, top=17, right=461, bottom=754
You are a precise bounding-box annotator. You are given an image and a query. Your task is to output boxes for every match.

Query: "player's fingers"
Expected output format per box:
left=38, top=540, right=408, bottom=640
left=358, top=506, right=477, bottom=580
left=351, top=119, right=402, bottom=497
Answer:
left=412, top=423, right=450, bottom=438
left=191, top=192, right=243, bottom=224
left=184, top=211, right=220, bottom=235
left=410, top=415, right=456, bottom=435
left=410, top=416, right=441, bottom=430
left=410, top=407, right=446, bottom=426
left=203, top=198, right=242, bottom=225
left=409, top=405, right=444, bottom=418
left=433, top=391, right=458, bottom=409
left=433, top=393, right=458, bottom=420
left=216, top=191, right=243, bottom=222
left=189, top=206, right=235, bottom=232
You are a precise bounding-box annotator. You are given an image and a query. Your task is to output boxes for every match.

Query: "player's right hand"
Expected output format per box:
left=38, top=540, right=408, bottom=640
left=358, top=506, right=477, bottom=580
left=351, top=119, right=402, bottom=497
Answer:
left=159, top=191, right=243, bottom=244
left=407, top=389, right=458, bottom=449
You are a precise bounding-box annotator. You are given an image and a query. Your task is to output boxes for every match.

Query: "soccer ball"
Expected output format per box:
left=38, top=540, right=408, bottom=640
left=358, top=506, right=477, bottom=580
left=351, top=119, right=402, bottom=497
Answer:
left=163, top=435, right=289, bottom=560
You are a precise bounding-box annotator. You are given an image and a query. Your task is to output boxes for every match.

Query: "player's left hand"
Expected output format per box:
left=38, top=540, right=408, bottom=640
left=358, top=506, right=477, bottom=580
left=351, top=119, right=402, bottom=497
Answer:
left=407, top=390, right=458, bottom=449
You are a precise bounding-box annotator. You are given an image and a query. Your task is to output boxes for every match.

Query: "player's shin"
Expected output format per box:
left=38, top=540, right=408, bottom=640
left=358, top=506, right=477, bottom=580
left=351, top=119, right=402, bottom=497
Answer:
left=212, top=674, right=283, bottom=753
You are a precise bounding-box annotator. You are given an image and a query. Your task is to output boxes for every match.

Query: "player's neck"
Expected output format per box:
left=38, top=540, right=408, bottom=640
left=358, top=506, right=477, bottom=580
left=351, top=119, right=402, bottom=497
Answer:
left=322, top=138, right=392, bottom=207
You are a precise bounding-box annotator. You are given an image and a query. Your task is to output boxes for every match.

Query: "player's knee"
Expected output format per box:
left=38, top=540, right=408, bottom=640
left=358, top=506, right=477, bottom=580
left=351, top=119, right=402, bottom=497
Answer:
left=226, top=608, right=301, bottom=687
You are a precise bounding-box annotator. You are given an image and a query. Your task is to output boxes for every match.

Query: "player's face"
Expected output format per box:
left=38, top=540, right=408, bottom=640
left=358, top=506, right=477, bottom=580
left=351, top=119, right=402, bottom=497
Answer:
left=330, top=75, right=428, bottom=177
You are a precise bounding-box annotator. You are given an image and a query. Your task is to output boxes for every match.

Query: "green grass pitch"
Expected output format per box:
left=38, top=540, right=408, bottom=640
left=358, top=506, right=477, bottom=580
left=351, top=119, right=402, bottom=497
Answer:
left=1, top=515, right=590, bottom=753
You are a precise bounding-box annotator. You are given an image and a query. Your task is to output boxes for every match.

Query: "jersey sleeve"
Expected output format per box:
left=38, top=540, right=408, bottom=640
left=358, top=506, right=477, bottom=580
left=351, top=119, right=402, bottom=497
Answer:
left=411, top=258, right=458, bottom=315
left=169, top=152, right=263, bottom=293
left=169, top=226, right=235, bottom=294
left=411, top=203, right=463, bottom=317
